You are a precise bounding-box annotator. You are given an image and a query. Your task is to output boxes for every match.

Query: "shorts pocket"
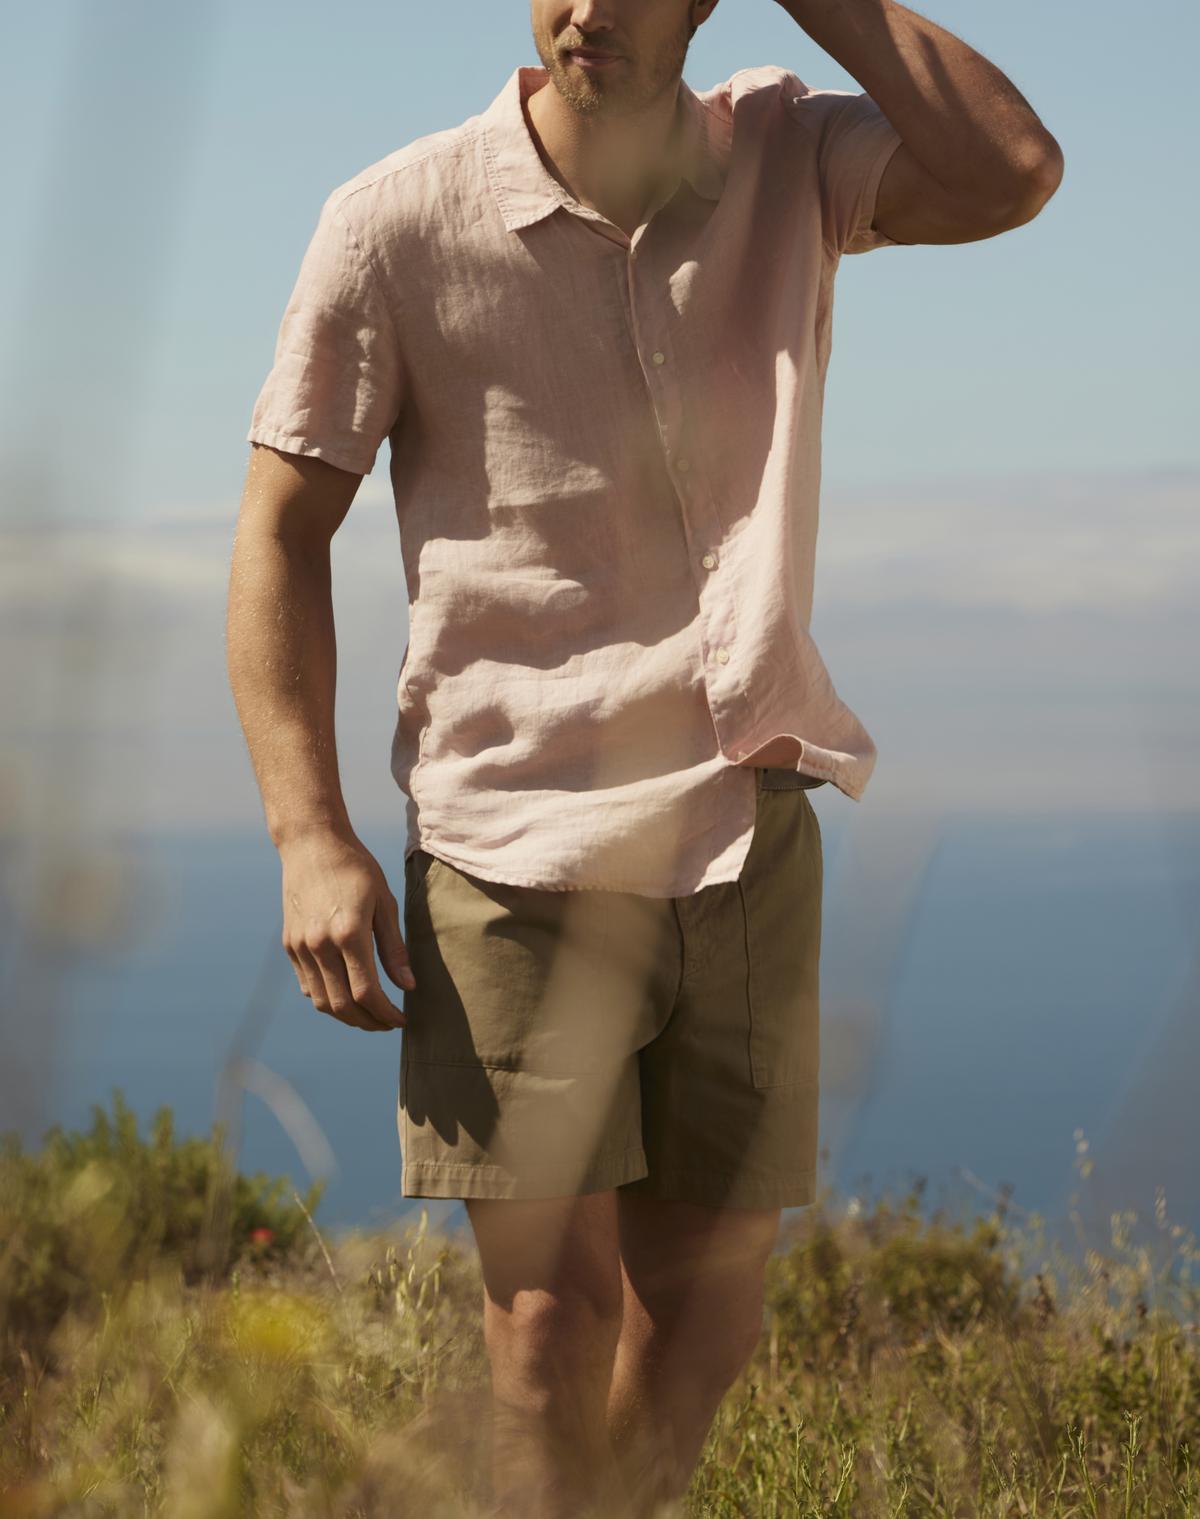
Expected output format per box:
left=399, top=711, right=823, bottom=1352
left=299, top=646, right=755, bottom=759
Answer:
left=741, top=790, right=822, bottom=1089
left=404, top=849, right=442, bottom=912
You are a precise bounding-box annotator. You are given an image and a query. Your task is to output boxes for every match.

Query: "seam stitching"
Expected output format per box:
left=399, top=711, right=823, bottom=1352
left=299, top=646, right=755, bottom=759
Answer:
left=736, top=872, right=760, bottom=1087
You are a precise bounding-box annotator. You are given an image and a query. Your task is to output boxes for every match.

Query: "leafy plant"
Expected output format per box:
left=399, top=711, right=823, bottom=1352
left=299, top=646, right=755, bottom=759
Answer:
left=0, top=1088, right=323, bottom=1370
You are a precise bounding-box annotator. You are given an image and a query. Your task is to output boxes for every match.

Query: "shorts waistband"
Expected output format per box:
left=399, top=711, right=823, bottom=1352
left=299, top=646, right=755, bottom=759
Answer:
left=756, top=766, right=828, bottom=791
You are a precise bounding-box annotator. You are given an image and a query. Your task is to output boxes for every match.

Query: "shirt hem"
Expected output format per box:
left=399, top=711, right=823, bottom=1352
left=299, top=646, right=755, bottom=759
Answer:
left=729, top=731, right=869, bottom=802
left=246, top=425, right=377, bottom=478
left=406, top=835, right=750, bottom=898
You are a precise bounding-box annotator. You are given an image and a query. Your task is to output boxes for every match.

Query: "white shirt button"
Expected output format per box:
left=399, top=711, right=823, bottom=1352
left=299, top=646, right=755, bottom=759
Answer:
left=651, top=351, right=666, bottom=365
left=716, top=647, right=730, bottom=665
left=676, top=457, right=690, bottom=473
left=701, top=552, right=717, bottom=570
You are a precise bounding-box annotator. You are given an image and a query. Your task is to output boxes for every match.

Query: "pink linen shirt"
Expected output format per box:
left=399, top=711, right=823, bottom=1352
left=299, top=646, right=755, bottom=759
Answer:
left=246, top=62, right=905, bottom=898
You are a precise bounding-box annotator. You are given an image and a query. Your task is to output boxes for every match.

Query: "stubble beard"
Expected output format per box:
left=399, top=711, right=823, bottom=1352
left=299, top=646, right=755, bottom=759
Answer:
left=531, top=12, right=693, bottom=120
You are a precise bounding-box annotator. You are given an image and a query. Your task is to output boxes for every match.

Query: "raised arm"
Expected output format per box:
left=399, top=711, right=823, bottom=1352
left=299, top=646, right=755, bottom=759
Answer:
left=777, top=0, right=1063, bottom=245
left=226, top=442, right=414, bottom=1032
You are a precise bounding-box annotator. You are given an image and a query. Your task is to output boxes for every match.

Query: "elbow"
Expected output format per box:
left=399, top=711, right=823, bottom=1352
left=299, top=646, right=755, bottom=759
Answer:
left=999, top=134, right=1066, bottom=229
left=1024, top=133, right=1065, bottom=210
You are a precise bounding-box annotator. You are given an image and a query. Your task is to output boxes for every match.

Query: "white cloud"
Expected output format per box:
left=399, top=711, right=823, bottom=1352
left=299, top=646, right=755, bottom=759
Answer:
left=1, top=466, right=1196, bottom=829
left=3, top=466, right=1193, bottom=618
left=818, top=467, right=1197, bottom=613
left=0, top=474, right=401, bottom=615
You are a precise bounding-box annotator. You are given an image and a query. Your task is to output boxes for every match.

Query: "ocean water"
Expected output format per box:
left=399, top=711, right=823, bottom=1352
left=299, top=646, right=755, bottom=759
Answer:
left=13, top=807, right=1200, bottom=1254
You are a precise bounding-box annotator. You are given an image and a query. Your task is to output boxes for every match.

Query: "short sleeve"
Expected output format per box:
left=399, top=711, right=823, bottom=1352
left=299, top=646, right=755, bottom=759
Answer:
left=798, top=87, right=905, bottom=255
left=246, top=196, right=406, bottom=476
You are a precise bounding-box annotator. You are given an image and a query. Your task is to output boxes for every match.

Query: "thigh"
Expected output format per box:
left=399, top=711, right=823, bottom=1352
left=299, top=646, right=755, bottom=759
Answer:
left=467, top=1191, right=623, bottom=1315
left=398, top=850, right=681, bottom=1201
left=616, top=1194, right=781, bottom=1305
left=621, top=770, right=823, bottom=1210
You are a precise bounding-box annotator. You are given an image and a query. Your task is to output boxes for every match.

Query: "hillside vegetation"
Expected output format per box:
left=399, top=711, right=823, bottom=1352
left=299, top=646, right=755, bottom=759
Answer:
left=1, top=1091, right=1197, bottom=1516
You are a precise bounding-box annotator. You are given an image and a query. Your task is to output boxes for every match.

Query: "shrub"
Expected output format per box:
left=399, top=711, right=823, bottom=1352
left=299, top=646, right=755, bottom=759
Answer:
left=0, top=1088, right=323, bottom=1370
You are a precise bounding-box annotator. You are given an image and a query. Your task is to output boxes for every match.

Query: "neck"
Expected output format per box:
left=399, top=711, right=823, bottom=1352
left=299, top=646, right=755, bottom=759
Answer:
left=525, top=71, right=684, bottom=226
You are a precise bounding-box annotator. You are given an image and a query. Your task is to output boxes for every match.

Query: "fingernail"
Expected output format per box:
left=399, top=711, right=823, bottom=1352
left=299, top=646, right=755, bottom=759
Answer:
left=401, top=968, right=416, bottom=989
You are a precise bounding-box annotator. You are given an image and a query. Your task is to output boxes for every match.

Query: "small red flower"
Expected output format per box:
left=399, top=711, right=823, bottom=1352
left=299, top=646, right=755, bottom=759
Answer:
left=249, top=1227, right=275, bottom=1245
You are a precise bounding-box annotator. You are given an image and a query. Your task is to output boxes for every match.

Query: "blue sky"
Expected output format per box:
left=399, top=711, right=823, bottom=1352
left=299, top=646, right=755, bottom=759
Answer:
left=2, top=0, right=1195, bottom=507
left=1, top=0, right=1197, bottom=832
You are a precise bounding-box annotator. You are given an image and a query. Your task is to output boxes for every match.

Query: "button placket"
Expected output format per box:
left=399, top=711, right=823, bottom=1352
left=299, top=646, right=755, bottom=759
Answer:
left=669, top=452, right=736, bottom=693
left=626, top=246, right=674, bottom=435
left=624, top=240, right=742, bottom=747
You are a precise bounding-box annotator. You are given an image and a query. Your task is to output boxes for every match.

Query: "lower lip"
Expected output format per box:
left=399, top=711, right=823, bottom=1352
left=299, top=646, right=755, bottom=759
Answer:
left=568, top=53, right=622, bottom=70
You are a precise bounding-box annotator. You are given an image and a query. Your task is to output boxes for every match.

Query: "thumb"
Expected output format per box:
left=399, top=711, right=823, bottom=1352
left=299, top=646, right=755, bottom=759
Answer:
left=375, top=892, right=416, bottom=991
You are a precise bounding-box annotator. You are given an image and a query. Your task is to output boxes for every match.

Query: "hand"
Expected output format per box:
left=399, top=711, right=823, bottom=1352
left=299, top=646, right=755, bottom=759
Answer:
left=279, top=829, right=415, bottom=1032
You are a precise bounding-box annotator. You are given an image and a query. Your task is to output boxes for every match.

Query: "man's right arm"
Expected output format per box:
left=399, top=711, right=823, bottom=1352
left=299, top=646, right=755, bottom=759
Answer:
left=226, top=442, right=415, bottom=1032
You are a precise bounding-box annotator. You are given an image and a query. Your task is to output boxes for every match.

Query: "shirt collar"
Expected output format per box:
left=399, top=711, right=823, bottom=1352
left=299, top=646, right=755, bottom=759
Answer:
left=482, top=65, right=729, bottom=234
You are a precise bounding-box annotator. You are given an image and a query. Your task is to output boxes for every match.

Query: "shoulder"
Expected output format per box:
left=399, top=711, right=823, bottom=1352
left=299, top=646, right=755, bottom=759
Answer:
left=719, top=67, right=881, bottom=167
left=694, top=63, right=840, bottom=159
left=320, top=106, right=490, bottom=250
left=695, top=64, right=810, bottom=123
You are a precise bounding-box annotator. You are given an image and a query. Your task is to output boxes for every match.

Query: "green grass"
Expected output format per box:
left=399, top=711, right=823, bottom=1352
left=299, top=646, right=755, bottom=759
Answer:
left=1, top=1091, right=1197, bottom=1517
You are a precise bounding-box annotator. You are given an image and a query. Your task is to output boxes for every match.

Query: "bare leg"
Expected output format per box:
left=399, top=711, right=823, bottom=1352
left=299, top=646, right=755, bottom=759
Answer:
left=607, top=1196, right=782, bottom=1517
left=465, top=1191, right=629, bottom=1519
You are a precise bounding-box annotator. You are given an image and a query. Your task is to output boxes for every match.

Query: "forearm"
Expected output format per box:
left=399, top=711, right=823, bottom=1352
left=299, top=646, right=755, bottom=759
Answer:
left=776, top=0, right=1061, bottom=208
left=226, top=529, right=354, bottom=850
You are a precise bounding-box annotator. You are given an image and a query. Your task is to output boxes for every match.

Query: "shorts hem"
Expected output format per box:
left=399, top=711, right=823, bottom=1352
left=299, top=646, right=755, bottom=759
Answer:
left=617, top=1167, right=818, bottom=1210
left=401, top=1145, right=649, bottom=1201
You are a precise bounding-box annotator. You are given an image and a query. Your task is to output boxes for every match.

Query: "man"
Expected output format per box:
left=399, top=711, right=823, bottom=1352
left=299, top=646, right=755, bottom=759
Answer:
left=227, top=0, right=1061, bottom=1513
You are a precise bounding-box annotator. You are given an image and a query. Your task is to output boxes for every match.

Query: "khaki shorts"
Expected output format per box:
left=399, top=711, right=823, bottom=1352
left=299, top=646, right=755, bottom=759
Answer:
left=397, top=767, right=824, bottom=1209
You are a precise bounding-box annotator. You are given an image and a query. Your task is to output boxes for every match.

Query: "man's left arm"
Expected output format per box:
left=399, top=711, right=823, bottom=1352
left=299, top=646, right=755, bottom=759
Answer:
left=776, top=0, right=1064, bottom=243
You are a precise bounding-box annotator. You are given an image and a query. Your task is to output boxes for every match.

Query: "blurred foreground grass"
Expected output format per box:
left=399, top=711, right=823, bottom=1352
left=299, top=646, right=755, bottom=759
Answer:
left=1, top=1091, right=1197, bottom=1517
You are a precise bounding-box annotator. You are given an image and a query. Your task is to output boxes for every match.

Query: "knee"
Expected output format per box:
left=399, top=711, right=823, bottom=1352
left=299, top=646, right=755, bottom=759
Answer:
left=486, top=1284, right=624, bottom=1402
left=696, top=1299, right=764, bottom=1391
left=638, top=1285, right=765, bottom=1394
left=721, top=1301, right=766, bottom=1384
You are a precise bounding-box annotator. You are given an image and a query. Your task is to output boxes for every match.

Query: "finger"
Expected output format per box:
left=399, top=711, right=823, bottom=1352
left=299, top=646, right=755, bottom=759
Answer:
left=284, top=942, right=313, bottom=1000
left=299, top=944, right=389, bottom=1032
left=374, top=890, right=417, bottom=991
left=309, top=941, right=396, bottom=1032
left=295, top=944, right=333, bottom=1011
left=342, top=942, right=406, bottom=1028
